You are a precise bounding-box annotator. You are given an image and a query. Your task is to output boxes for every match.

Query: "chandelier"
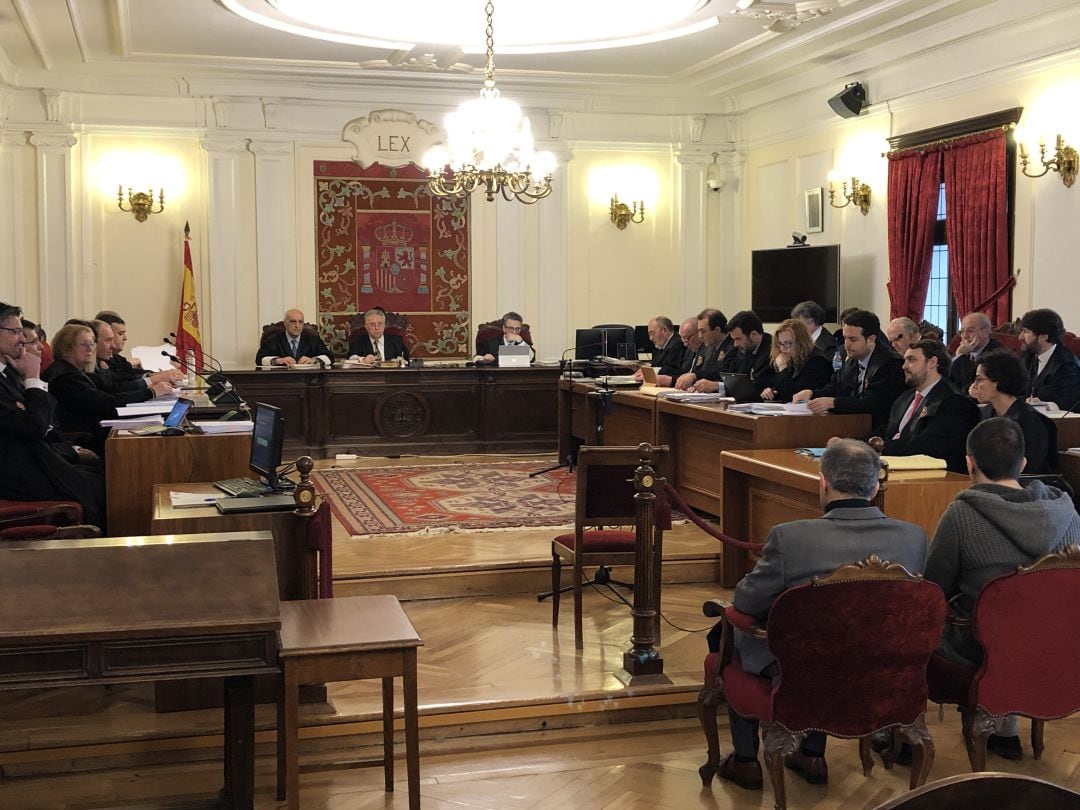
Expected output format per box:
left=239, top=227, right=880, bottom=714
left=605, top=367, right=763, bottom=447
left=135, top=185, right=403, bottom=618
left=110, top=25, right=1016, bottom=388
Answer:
left=422, top=1, right=556, bottom=204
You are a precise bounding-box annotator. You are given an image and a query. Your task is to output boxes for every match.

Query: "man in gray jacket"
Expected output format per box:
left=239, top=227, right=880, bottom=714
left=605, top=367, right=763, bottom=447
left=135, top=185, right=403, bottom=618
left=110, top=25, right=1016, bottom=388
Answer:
left=718, top=439, right=929, bottom=791
left=925, top=416, right=1080, bottom=759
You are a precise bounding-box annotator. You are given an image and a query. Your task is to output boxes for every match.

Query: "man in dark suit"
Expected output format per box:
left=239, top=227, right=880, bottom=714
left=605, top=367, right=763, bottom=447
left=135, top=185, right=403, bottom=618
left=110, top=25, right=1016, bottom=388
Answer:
left=880, top=340, right=979, bottom=472
left=348, top=308, right=409, bottom=365
left=475, top=311, right=531, bottom=366
left=791, top=300, right=836, bottom=359
left=676, top=309, right=734, bottom=390
left=634, top=315, right=685, bottom=386
left=674, top=316, right=704, bottom=378
left=95, top=310, right=142, bottom=383
left=0, top=302, right=106, bottom=528
left=712, top=439, right=929, bottom=791
left=696, top=309, right=771, bottom=393
left=1018, top=308, right=1080, bottom=411
left=949, top=311, right=1000, bottom=393
left=257, top=309, right=333, bottom=367
left=796, top=309, right=907, bottom=433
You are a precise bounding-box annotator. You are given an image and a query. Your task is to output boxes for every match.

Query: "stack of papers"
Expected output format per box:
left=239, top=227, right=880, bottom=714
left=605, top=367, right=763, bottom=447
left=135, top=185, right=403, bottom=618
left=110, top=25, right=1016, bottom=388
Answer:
left=882, top=455, right=947, bottom=470
left=595, top=375, right=640, bottom=387
left=659, top=392, right=730, bottom=403
left=191, top=420, right=254, bottom=434
left=103, top=415, right=164, bottom=429
left=117, top=402, right=177, bottom=416
left=727, top=402, right=812, bottom=416
left=169, top=491, right=222, bottom=509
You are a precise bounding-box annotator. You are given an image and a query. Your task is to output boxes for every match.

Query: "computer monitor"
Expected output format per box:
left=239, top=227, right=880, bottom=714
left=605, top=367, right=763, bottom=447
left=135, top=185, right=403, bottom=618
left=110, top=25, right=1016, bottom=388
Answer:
left=249, top=402, right=286, bottom=490
left=575, top=327, right=636, bottom=361
left=163, top=397, right=192, bottom=427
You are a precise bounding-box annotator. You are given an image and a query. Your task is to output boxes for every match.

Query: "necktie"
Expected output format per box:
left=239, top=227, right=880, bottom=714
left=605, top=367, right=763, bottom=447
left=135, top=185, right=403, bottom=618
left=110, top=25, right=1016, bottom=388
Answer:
left=894, top=391, right=924, bottom=439
left=373, top=340, right=382, bottom=361
left=289, top=336, right=299, bottom=358
left=857, top=362, right=867, bottom=394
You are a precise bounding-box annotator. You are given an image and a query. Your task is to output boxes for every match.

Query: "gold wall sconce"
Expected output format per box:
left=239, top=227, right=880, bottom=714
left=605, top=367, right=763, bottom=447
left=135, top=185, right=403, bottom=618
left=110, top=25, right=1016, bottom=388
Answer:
left=1019, top=135, right=1077, bottom=188
left=118, top=186, right=165, bottom=222
left=609, top=194, right=645, bottom=229
left=828, top=176, right=871, bottom=215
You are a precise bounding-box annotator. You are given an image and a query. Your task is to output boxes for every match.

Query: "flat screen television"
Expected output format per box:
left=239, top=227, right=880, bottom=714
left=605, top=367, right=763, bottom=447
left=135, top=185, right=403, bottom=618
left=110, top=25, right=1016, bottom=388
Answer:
left=574, top=327, right=636, bottom=361
left=751, top=245, right=840, bottom=323
left=249, top=402, right=286, bottom=490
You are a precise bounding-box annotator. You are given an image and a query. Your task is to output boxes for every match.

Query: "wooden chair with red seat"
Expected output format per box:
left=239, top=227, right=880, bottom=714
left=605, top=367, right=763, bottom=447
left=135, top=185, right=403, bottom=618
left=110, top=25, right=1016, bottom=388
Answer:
left=1, top=523, right=101, bottom=540
left=261, top=319, right=325, bottom=344
left=547, top=444, right=670, bottom=651
left=0, top=498, right=97, bottom=541
left=926, top=544, right=1080, bottom=772
left=870, top=772, right=1080, bottom=810
left=698, top=555, right=946, bottom=810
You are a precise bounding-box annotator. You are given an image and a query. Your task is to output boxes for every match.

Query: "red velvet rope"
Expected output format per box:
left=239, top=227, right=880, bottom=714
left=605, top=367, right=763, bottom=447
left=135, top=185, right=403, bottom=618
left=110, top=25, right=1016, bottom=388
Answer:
left=663, top=483, right=765, bottom=551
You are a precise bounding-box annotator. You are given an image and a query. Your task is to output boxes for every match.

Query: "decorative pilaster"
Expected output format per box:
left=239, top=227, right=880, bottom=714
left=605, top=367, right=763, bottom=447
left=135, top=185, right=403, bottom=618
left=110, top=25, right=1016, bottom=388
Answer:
left=0, top=133, right=27, bottom=308
left=675, top=151, right=711, bottom=317
left=248, top=140, right=297, bottom=330
left=29, top=132, right=78, bottom=330
left=536, top=145, right=573, bottom=361
left=200, top=136, right=248, bottom=367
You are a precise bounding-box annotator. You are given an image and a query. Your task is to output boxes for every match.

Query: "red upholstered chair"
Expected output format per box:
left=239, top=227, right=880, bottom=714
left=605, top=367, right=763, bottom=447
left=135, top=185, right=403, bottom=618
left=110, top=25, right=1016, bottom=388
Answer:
left=1, top=523, right=101, bottom=540
left=0, top=498, right=82, bottom=529
left=261, top=320, right=324, bottom=343
left=39, top=340, right=53, bottom=373
left=302, top=501, right=333, bottom=599
left=548, top=444, right=670, bottom=651
left=698, top=556, right=946, bottom=810
left=347, top=310, right=409, bottom=348
left=926, top=544, right=1080, bottom=772
left=475, top=319, right=533, bottom=355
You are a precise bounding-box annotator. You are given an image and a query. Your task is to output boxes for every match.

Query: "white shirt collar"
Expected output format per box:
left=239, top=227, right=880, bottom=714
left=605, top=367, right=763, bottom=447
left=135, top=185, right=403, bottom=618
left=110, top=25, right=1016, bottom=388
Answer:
left=1037, top=343, right=1057, bottom=372
left=916, top=378, right=941, bottom=398
left=810, top=326, right=823, bottom=343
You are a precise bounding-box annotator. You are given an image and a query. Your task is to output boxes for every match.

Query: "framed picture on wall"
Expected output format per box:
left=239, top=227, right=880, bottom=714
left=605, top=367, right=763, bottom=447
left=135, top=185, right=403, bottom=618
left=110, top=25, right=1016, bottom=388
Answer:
left=804, top=187, right=824, bottom=234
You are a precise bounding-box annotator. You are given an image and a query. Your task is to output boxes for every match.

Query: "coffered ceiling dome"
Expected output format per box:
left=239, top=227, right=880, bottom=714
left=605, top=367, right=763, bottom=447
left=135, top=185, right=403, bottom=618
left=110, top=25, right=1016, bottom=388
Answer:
left=221, top=0, right=718, bottom=54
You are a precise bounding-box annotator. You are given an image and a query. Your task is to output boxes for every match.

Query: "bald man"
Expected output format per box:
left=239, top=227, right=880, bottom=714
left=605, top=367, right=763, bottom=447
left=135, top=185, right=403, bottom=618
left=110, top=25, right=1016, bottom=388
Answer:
left=256, top=309, right=332, bottom=367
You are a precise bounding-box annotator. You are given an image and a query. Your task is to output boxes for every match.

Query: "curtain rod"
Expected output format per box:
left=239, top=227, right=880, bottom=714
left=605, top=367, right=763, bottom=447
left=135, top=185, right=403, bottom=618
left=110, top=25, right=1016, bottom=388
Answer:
left=882, top=123, right=1015, bottom=157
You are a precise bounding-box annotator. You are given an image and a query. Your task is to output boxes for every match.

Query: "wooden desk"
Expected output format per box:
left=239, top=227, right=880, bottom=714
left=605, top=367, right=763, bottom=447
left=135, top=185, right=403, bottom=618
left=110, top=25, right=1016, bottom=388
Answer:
left=151, top=483, right=318, bottom=602
left=277, top=596, right=422, bottom=810
left=105, top=431, right=252, bottom=536
left=719, top=449, right=970, bottom=587
left=0, top=531, right=280, bottom=809
left=225, top=366, right=559, bottom=459
left=657, top=402, right=870, bottom=515
left=557, top=380, right=656, bottom=461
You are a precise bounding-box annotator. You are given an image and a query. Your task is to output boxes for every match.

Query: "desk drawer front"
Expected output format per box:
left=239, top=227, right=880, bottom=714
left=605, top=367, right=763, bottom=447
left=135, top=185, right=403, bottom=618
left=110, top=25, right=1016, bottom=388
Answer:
left=0, top=644, right=89, bottom=684
left=101, top=633, right=277, bottom=678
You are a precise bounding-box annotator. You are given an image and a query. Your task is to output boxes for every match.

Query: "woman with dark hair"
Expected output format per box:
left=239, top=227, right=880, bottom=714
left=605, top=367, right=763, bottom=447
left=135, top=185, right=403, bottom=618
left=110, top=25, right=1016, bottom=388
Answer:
left=759, top=319, right=832, bottom=402
left=969, top=350, right=1057, bottom=474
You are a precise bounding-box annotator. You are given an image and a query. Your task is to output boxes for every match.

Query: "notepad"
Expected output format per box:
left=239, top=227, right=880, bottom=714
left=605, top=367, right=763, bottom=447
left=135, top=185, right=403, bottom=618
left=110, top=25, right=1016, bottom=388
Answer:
left=881, top=455, right=947, bottom=470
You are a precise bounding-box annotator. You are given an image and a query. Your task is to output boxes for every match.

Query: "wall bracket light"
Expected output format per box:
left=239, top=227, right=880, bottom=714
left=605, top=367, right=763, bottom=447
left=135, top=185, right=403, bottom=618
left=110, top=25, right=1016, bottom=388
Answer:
left=828, top=176, right=871, bottom=215
left=1019, top=135, right=1077, bottom=188
left=118, top=186, right=165, bottom=222
left=610, top=195, right=645, bottom=229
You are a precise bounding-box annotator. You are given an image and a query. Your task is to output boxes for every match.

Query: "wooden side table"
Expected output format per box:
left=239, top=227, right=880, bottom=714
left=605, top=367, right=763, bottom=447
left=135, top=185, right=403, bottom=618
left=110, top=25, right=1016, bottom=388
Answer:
left=276, top=595, right=423, bottom=810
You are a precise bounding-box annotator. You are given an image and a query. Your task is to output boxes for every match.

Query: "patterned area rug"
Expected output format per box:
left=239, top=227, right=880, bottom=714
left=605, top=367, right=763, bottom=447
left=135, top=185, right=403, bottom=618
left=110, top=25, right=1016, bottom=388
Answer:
left=312, top=461, right=576, bottom=536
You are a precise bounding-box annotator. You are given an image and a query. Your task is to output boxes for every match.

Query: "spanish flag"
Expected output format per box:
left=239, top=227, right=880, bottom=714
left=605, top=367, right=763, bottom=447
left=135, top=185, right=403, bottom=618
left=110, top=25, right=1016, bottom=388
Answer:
left=176, top=222, right=204, bottom=374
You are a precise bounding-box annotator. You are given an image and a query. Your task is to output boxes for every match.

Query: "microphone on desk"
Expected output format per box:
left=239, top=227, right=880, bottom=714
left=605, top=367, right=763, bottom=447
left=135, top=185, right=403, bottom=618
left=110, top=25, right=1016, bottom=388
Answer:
left=166, top=333, right=224, bottom=373
left=161, top=351, right=243, bottom=407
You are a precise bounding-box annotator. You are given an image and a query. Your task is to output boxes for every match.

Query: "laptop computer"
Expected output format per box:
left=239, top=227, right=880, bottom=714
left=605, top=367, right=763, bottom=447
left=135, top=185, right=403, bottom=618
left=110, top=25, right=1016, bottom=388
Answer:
left=131, top=397, right=193, bottom=435
left=498, top=344, right=532, bottom=367
left=718, top=372, right=762, bottom=403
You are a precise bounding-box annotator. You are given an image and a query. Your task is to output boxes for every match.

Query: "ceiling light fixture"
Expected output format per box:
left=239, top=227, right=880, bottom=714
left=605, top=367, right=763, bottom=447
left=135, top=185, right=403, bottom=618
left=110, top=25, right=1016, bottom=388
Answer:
left=422, top=1, right=555, bottom=204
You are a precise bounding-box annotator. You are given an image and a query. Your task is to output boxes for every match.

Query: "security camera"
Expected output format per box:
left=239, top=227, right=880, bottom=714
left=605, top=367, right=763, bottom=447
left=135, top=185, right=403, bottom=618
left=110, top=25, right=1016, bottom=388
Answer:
left=791, top=232, right=808, bottom=246
left=707, top=176, right=723, bottom=192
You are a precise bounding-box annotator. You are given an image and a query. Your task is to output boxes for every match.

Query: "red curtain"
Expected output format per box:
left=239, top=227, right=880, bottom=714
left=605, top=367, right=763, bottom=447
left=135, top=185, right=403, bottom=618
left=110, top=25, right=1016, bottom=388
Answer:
left=886, top=149, right=943, bottom=320
left=943, top=129, right=1010, bottom=325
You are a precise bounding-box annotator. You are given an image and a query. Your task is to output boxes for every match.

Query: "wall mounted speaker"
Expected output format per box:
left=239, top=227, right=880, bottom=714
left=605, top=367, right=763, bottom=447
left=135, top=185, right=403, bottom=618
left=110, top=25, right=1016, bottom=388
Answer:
left=828, top=82, right=866, bottom=119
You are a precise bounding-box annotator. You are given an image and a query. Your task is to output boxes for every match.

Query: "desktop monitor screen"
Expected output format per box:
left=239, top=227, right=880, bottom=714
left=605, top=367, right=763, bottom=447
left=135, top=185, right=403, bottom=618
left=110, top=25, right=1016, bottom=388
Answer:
left=751, top=244, right=840, bottom=323
left=249, top=402, right=285, bottom=487
left=575, top=327, right=636, bottom=361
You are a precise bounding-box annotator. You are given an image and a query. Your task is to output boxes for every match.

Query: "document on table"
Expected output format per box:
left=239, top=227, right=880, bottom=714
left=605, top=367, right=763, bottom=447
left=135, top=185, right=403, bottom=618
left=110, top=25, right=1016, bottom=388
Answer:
left=102, top=415, right=164, bottom=429
left=116, top=402, right=176, bottom=416
left=191, top=420, right=254, bottom=434
left=169, top=491, right=223, bottom=509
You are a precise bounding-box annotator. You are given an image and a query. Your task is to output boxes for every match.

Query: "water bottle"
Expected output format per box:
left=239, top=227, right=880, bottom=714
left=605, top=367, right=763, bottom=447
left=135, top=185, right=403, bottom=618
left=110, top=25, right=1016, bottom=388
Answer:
left=185, top=348, right=196, bottom=388
left=717, top=381, right=726, bottom=397
left=832, top=350, right=843, bottom=374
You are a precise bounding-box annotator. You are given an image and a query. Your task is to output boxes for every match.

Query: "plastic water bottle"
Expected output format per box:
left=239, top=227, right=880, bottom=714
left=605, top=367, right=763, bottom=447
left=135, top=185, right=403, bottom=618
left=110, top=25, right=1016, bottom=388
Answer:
left=185, top=348, right=196, bottom=388
left=832, top=351, right=843, bottom=374
left=717, top=381, right=726, bottom=397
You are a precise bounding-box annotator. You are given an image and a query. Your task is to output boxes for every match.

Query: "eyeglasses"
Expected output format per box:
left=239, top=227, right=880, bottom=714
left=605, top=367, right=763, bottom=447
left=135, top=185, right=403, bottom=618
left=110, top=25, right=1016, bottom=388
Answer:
left=504, top=325, right=523, bottom=334
left=777, top=340, right=794, bottom=349
left=75, top=340, right=97, bottom=349
left=972, top=375, right=990, bottom=384
left=888, top=334, right=905, bottom=344
left=0, top=326, right=22, bottom=336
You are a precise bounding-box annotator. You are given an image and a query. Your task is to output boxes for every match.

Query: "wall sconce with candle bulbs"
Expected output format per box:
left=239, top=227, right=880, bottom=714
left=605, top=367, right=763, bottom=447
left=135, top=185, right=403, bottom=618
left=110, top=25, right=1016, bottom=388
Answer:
left=1017, top=132, right=1077, bottom=188
left=118, top=186, right=165, bottom=222
left=610, top=195, right=645, bottom=229
left=827, top=172, right=871, bottom=215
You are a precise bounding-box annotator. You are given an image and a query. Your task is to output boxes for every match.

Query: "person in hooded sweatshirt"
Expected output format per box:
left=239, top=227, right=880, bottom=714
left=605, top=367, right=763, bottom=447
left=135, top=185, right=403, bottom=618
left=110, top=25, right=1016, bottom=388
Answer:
left=925, top=416, right=1080, bottom=759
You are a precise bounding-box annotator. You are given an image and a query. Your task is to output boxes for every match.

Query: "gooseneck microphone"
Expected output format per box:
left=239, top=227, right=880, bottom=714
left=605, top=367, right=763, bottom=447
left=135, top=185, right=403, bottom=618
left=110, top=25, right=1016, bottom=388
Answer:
left=161, top=351, right=243, bottom=407
left=165, top=333, right=224, bottom=373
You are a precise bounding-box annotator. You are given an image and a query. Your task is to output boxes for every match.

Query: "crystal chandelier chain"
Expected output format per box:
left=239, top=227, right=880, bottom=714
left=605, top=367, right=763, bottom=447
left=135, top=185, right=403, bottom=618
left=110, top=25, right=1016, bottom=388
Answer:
left=422, top=0, right=555, bottom=204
